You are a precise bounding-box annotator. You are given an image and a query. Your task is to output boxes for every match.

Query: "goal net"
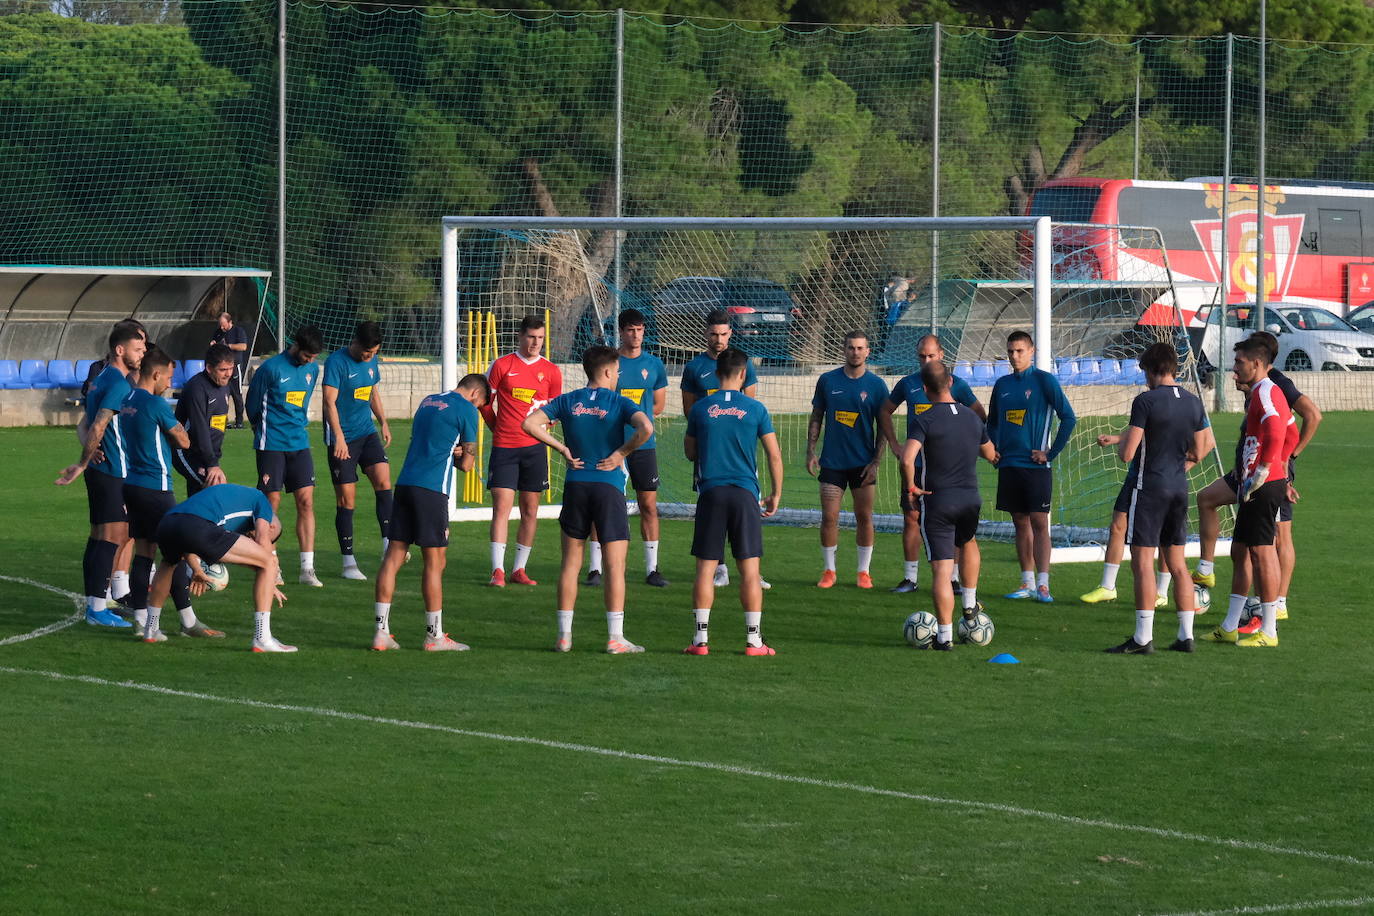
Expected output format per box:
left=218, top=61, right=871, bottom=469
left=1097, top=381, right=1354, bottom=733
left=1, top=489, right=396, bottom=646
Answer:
left=440, top=216, right=1227, bottom=555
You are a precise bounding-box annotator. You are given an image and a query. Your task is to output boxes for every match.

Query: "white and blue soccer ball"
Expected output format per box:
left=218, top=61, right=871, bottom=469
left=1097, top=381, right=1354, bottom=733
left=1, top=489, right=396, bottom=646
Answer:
left=903, top=611, right=938, bottom=648
left=1193, top=584, right=1211, bottom=614
left=957, top=611, right=996, bottom=646
left=199, top=561, right=230, bottom=592
left=1240, top=596, right=1262, bottom=626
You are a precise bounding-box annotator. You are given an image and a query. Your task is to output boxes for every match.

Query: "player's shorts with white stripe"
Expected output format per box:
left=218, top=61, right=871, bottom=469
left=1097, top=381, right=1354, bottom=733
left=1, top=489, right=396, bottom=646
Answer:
left=1122, top=487, right=1188, bottom=548
left=919, top=490, right=981, bottom=562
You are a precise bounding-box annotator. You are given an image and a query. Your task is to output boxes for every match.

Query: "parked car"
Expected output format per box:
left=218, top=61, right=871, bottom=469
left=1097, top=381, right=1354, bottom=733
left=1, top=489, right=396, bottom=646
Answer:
left=1348, top=302, right=1374, bottom=334
left=1196, top=302, right=1374, bottom=373
left=649, top=276, right=801, bottom=361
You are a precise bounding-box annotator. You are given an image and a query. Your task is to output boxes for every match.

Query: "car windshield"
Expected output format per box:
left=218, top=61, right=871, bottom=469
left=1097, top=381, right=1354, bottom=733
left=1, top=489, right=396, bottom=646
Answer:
left=726, top=280, right=793, bottom=311
left=1275, top=307, right=1357, bottom=332
left=1219, top=308, right=1260, bottom=330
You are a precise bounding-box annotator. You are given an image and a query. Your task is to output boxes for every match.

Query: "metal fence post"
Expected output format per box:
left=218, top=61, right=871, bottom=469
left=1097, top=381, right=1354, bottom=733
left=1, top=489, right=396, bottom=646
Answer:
left=613, top=8, right=625, bottom=339
left=930, top=22, right=941, bottom=335
left=277, top=0, right=287, bottom=350
left=1218, top=33, right=1233, bottom=411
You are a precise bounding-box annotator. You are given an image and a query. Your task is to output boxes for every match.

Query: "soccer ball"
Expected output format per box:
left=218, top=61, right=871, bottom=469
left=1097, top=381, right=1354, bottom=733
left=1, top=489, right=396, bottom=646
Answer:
left=199, top=561, right=230, bottom=592
left=1193, top=584, right=1211, bottom=613
left=903, top=611, right=938, bottom=648
left=1239, top=596, right=1262, bottom=627
left=957, top=611, right=996, bottom=646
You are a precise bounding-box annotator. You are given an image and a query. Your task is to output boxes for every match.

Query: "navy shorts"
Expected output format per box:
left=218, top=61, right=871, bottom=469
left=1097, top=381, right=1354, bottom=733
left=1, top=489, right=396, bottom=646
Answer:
left=1234, top=479, right=1288, bottom=547
left=692, top=485, right=763, bottom=561
left=124, top=484, right=176, bottom=541
left=819, top=466, right=871, bottom=491
left=919, top=490, right=981, bottom=562
left=560, top=481, right=630, bottom=542
left=387, top=485, right=450, bottom=549
left=625, top=448, right=660, bottom=493
left=1123, top=488, right=1188, bottom=548
left=84, top=467, right=127, bottom=526
left=1223, top=469, right=1292, bottom=523
left=156, top=513, right=240, bottom=566
left=488, top=444, right=549, bottom=493
left=328, top=432, right=388, bottom=485
left=996, top=466, right=1052, bottom=515
left=256, top=448, right=315, bottom=494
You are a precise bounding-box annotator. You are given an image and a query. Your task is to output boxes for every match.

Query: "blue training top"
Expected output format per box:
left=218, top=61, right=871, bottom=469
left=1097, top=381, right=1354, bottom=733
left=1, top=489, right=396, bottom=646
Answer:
left=396, top=391, right=480, bottom=496
left=85, top=364, right=132, bottom=478
left=543, top=387, right=645, bottom=489
left=120, top=388, right=182, bottom=492
left=322, top=347, right=382, bottom=445
left=986, top=366, right=1077, bottom=469
left=812, top=366, right=890, bottom=470
left=246, top=350, right=319, bottom=452
left=617, top=351, right=668, bottom=450
left=167, top=483, right=275, bottom=536
left=680, top=352, right=759, bottom=398
left=686, top=389, right=774, bottom=498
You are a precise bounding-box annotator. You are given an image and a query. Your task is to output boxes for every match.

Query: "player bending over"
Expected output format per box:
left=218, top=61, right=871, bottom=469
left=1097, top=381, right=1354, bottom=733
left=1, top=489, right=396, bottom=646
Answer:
left=682, top=347, right=783, bottom=656
left=900, top=361, right=997, bottom=650
left=371, top=374, right=489, bottom=651
left=523, top=346, right=653, bottom=653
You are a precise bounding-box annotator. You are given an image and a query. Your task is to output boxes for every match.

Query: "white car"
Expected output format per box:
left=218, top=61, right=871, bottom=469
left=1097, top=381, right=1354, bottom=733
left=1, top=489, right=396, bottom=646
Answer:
left=1196, top=302, right=1374, bottom=373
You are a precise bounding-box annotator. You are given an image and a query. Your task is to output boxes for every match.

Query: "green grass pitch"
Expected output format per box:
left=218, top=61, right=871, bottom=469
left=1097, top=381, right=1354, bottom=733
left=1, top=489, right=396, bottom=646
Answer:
left=2, top=414, right=1372, bottom=914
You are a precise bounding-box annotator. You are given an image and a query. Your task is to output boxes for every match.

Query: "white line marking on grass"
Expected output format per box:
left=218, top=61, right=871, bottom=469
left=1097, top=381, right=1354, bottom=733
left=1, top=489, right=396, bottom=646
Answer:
left=0, top=576, right=83, bottom=647
left=1152, top=895, right=1374, bottom=915
left=1, top=663, right=1371, bottom=872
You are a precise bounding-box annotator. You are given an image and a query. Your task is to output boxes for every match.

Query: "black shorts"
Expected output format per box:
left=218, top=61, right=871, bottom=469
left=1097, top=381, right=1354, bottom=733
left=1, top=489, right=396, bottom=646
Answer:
left=692, top=485, right=763, bottom=561
left=156, top=513, right=240, bottom=566
left=625, top=448, right=660, bottom=493
left=560, top=481, right=630, bottom=542
left=172, top=448, right=211, bottom=497
left=488, top=444, right=549, bottom=493
left=1234, top=478, right=1288, bottom=547
left=920, top=490, right=981, bottom=562
left=84, top=468, right=127, bottom=526
left=124, top=484, right=177, bottom=541
left=996, top=466, right=1052, bottom=515
left=328, top=432, right=389, bottom=485
left=387, top=484, right=450, bottom=549
left=256, top=448, right=315, bottom=493
left=1123, top=488, right=1188, bottom=549
left=819, top=466, right=871, bottom=491
left=1223, top=470, right=1292, bottom=523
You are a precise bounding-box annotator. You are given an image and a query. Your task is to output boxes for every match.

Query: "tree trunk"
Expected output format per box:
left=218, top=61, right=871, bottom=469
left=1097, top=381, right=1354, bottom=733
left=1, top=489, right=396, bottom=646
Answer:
left=1004, top=98, right=1152, bottom=215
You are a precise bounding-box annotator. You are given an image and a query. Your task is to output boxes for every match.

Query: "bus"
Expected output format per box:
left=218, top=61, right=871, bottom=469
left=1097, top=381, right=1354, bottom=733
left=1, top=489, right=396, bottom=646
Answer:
left=1028, top=177, right=1374, bottom=325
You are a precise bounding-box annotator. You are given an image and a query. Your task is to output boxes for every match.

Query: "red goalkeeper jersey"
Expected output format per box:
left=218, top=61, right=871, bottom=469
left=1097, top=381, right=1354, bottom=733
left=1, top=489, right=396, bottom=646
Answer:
left=1240, top=376, right=1298, bottom=482
left=482, top=352, right=563, bottom=448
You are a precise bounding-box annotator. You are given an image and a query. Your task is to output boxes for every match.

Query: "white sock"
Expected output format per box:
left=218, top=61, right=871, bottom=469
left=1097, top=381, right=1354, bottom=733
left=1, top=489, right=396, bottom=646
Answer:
left=1101, top=563, right=1120, bottom=590
left=300, top=551, right=314, bottom=570
left=145, top=606, right=160, bottom=635
left=178, top=605, right=197, bottom=628
left=744, top=610, right=762, bottom=647
left=937, top=623, right=953, bottom=643
left=1177, top=610, right=1194, bottom=641
left=1222, top=594, right=1246, bottom=631
left=425, top=610, right=442, bottom=639
left=588, top=541, right=603, bottom=574
left=87, top=596, right=105, bottom=614
left=693, top=608, right=710, bottom=645
left=1277, top=595, right=1287, bottom=611
left=558, top=610, right=574, bottom=637
left=514, top=543, right=532, bottom=571
left=952, top=563, right=961, bottom=585
left=381, top=537, right=390, bottom=555
left=254, top=611, right=271, bottom=642
left=644, top=540, right=659, bottom=573
left=110, top=570, right=130, bottom=600
left=343, top=554, right=359, bottom=569
left=375, top=602, right=391, bottom=634
left=490, top=541, right=507, bottom=572
left=1261, top=601, right=1278, bottom=639
left=716, top=562, right=728, bottom=578
left=962, top=587, right=978, bottom=612
left=1022, top=570, right=1035, bottom=588
left=1134, top=609, right=1154, bottom=645
left=904, top=561, right=919, bottom=584
left=1197, top=559, right=1215, bottom=577
left=606, top=611, right=624, bottom=640
left=856, top=545, right=873, bottom=574
left=1156, top=571, right=1172, bottom=595
left=821, top=545, right=837, bottom=572
left=1036, top=572, right=1050, bottom=589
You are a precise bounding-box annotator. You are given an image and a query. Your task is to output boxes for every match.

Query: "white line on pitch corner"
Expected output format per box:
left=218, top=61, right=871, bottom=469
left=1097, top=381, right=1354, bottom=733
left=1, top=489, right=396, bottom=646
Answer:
left=0, top=575, right=83, bottom=647
left=1151, top=895, right=1374, bottom=916
left=0, top=663, right=1370, bottom=872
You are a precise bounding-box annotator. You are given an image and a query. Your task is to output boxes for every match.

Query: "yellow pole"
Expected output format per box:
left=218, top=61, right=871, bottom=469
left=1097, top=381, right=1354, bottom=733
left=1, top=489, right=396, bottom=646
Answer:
left=465, top=312, right=476, bottom=502
left=543, top=308, right=553, bottom=503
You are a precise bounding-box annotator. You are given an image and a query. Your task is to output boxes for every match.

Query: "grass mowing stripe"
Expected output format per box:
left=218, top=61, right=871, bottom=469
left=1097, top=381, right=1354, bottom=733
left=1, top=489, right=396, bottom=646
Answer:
left=1152, top=896, right=1374, bottom=916
left=0, top=575, right=83, bottom=646
left=1, top=660, right=1370, bottom=872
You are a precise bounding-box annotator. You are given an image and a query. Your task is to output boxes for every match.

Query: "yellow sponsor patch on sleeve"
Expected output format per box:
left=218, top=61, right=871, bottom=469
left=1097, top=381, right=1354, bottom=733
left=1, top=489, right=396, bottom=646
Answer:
left=510, top=386, right=536, bottom=403
left=706, top=388, right=718, bottom=396
left=285, top=390, right=306, bottom=408
left=913, top=403, right=932, bottom=414
left=210, top=414, right=228, bottom=431
left=833, top=410, right=859, bottom=428
left=354, top=385, right=373, bottom=402
left=1005, top=408, right=1026, bottom=426
left=619, top=388, right=645, bottom=403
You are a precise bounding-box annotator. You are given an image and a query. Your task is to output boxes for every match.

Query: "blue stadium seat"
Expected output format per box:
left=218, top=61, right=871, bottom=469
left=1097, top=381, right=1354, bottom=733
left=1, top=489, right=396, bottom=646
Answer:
left=182, top=359, right=205, bottom=383
left=1096, top=358, right=1122, bottom=384
left=47, top=360, right=79, bottom=389
left=19, top=359, right=57, bottom=389
left=1055, top=358, right=1079, bottom=385
left=1074, top=358, right=1103, bottom=384
left=970, top=360, right=996, bottom=384
left=1120, top=358, right=1146, bottom=385
left=0, top=360, right=22, bottom=389
left=171, top=361, right=188, bottom=388
left=991, top=359, right=1010, bottom=379
left=75, top=359, right=98, bottom=386
left=954, top=361, right=974, bottom=380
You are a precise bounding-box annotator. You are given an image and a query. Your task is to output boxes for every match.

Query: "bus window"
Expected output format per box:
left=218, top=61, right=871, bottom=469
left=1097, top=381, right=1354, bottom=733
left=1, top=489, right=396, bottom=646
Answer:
left=1029, top=187, right=1101, bottom=221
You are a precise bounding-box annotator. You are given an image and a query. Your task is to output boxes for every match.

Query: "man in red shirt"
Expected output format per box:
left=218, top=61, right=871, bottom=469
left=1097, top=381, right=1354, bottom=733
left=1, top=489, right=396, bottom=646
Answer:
left=1208, top=338, right=1298, bottom=648
left=482, top=314, right=563, bottom=586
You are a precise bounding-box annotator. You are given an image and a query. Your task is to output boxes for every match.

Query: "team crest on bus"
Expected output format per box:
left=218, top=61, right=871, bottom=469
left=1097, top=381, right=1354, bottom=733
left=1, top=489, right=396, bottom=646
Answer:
left=1192, top=184, right=1304, bottom=302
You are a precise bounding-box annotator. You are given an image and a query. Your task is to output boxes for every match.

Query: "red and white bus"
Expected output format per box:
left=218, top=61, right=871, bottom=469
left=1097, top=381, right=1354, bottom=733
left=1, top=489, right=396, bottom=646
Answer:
left=1028, top=177, right=1374, bottom=325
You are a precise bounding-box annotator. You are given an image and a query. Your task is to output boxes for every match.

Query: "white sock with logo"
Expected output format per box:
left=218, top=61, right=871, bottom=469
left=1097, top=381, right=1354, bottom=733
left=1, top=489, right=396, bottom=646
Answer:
left=1177, top=610, right=1195, bottom=641
left=514, top=543, right=532, bottom=571
left=110, top=570, right=130, bottom=600
left=374, top=602, right=391, bottom=634
left=425, top=611, right=442, bottom=640
left=254, top=611, right=272, bottom=642
left=693, top=608, right=710, bottom=645
left=1156, top=571, right=1172, bottom=596
left=904, top=561, right=919, bottom=584
left=744, top=611, right=762, bottom=648
left=557, top=610, right=574, bottom=638
left=1222, top=594, right=1246, bottom=631
left=1036, top=572, right=1049, bottom=589
left=588, top=541, right=603, bottom=574
left=1134, top=609, right=1154, bottom=645
left=606, top=611, right=624, bottom=641
left=856, top=545, right=873, bottom=574
left=490, top=541, right=506, bottom=572
left=300, top=551, right=314, bottom=571
left=644, top=541, right=659, bottom=573
left=1197, top=559, right=1215, bottom=577
left=821, top=545, right=837, bottom=572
